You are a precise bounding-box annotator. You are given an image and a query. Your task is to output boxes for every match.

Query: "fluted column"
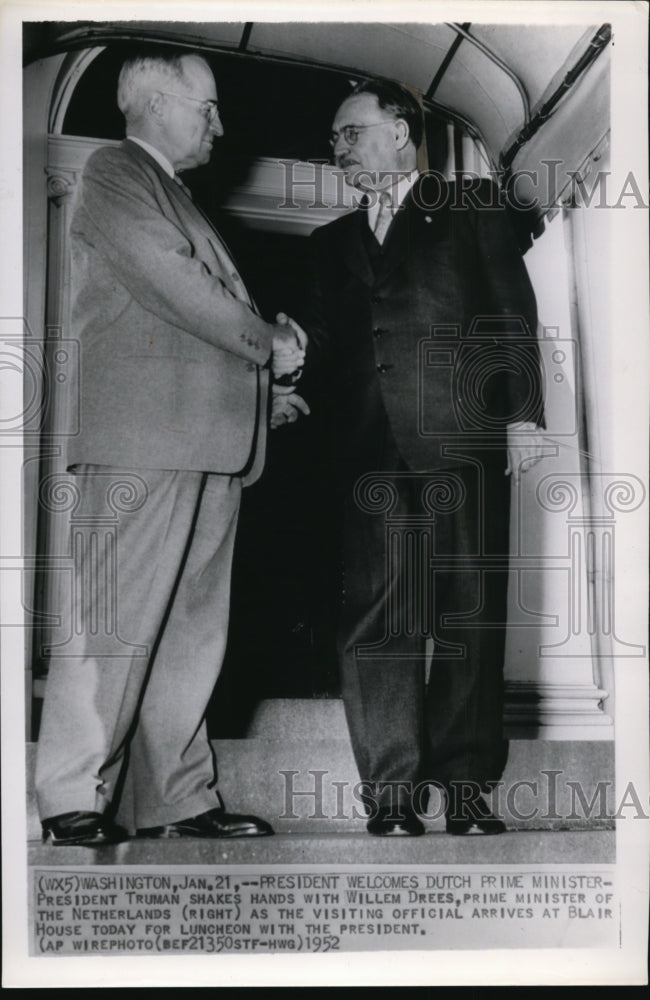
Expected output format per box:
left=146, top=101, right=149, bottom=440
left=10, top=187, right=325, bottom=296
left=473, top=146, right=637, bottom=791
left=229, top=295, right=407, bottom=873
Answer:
left=502, top=473, right=644, bottom=737
left=352, top=472, right=467, bottom=655
left=39, top=472, right=149, bottom=658
left=350, top=465, right=630, bottom=738
left=536, top=474, right=645, bottom=662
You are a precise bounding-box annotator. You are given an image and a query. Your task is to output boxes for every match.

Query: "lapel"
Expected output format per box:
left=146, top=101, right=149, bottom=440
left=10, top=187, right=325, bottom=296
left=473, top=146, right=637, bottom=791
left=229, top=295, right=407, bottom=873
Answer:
left=122, top=140, right=255, bottom=310
left=336, top=176, right=444, bottom=286
left=337, top=204, right=377, bottom=288
left=373, top=174, right=451, bottom=282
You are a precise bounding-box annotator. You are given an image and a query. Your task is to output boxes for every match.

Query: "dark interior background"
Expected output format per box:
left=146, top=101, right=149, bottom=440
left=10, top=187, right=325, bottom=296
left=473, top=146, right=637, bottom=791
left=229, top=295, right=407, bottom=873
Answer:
left=61, top=42, right=451, bottom=168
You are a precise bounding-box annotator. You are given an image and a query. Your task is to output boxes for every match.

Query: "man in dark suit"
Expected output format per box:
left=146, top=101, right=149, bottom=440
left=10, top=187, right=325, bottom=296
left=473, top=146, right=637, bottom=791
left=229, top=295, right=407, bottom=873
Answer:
left=305, top=80, right=545, bottom=836
left=35, top=49, right=306, bottom=846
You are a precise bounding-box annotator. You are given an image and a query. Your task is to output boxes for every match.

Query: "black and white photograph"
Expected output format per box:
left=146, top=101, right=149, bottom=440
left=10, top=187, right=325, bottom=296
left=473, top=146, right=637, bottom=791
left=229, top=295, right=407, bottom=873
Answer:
left=1, top=0, right=648, bottom=987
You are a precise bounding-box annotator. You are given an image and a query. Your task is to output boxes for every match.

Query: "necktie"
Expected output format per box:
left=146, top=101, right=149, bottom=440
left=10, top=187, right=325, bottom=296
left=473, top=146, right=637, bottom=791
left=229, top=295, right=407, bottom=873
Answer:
left=174, top=174, right=193, bottom=200
left=372, top=190, right=394, bottom=245
left=172, top=174, right=254, bottom=309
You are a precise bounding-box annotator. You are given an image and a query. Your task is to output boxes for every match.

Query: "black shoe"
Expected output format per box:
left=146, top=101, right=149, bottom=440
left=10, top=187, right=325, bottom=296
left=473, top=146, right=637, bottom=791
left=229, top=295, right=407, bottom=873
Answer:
left=367, top=806, right=425, bottom=837
left=445, top=794, right=506, bottom=836
left=42, top=811, right=128, bottom=847
left=136, top=807, right=274, bottom=839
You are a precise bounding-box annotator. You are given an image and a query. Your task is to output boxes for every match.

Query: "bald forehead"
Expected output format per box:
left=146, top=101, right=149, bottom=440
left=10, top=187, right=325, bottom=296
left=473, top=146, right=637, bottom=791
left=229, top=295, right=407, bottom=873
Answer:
left=333, top=93, right=383, bottom=127
left=178, top=55, right=217, bottom=98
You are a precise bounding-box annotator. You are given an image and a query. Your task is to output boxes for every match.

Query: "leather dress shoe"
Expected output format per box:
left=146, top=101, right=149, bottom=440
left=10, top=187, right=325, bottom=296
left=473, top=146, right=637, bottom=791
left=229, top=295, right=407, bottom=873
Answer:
left=367, top=806, right=425, bottom=837
left=445, top=795, right=506, bottom=836
left=42, top=811, right=128, bottom=847
left=137, top=806, right=274, bottom=839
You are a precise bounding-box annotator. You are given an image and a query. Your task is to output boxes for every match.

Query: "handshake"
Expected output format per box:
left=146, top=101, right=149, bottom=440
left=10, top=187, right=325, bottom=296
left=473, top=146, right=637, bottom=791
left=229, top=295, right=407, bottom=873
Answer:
left=270, top=313, right=310, bottom=429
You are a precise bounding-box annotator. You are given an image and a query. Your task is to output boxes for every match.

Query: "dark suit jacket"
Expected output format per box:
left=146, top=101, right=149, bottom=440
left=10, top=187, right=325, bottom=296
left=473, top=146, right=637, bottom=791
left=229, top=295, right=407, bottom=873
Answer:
left=67, top=139, right=272, bottom=482
left=305, top=174, right=543, bottom=479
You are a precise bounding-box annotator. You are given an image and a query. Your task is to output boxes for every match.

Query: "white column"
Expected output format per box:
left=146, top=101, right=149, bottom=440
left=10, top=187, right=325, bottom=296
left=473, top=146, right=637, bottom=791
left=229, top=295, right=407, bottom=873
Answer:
left=503, top=206, right=621, bottom=738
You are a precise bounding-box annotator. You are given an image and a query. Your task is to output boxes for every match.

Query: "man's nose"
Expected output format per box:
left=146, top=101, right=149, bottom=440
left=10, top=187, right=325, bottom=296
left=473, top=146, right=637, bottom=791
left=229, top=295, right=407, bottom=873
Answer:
left=332, top=134, right=350, bottom=162
left=209, top=113, right=224, bottom=137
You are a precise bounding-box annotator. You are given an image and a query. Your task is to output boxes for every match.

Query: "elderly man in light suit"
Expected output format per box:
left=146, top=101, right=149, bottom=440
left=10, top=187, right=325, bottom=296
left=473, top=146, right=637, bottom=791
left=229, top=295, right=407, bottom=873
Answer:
left=35, top=49, right=307, bottom=846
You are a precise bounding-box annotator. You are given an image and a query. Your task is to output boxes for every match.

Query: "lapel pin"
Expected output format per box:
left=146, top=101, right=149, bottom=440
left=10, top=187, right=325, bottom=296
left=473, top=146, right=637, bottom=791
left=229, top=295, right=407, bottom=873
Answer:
left=425, top=216, right=432, bottom=223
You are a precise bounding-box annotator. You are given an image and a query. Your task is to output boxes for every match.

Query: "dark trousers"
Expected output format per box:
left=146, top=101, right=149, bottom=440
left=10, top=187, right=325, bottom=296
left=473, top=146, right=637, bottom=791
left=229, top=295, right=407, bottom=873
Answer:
left=338, top=455, right=510, bottom=809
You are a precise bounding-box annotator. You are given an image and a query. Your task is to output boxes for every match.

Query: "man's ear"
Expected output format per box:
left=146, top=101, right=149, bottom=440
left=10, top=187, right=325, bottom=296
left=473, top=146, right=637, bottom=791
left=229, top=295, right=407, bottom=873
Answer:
left=394, top=118, right=410, bottom=150
left=148, top=91, right=166, bottom=124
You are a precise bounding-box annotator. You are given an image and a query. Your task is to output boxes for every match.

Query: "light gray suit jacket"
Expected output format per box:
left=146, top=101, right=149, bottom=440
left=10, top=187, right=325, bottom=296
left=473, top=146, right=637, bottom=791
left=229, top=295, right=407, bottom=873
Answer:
left=66, top=139, right=273, bottom=483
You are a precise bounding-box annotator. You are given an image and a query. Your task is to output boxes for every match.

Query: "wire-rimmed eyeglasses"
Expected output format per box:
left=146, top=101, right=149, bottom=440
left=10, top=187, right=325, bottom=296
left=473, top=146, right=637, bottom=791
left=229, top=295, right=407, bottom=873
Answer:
left=329, top=121, right=395, bottom=147
left=159, top=91, right=220, bottom=124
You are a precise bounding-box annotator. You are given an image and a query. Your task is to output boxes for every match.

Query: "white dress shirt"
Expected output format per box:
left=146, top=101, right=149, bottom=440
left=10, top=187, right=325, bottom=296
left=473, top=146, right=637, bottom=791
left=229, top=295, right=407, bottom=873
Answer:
left=366, top=169, right=420, bottom=232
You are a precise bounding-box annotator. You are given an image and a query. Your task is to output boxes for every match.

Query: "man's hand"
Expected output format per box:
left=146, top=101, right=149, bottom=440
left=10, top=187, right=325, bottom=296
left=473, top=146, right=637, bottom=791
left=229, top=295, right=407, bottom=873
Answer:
left=505, top=422, right=546, bottom=485
left=272, top=313, right=308, bottom=381
left=276, top=312, right=308, bottom=349
left=270, top=383, right=310, bottom=429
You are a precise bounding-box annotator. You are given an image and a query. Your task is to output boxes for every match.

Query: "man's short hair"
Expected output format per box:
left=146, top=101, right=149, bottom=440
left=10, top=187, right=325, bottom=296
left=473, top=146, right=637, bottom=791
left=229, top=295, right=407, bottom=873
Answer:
left=117, top=47, right=198, bottom=121
left=350, top=79, right=424, bottom=149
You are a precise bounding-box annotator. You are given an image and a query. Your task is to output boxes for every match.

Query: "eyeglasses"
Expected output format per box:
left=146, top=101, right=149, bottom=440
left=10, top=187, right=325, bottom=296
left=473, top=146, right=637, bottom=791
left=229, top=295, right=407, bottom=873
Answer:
left=329, top=121, right=395, bottom=147
left=159, top=91, right=220, bottom=124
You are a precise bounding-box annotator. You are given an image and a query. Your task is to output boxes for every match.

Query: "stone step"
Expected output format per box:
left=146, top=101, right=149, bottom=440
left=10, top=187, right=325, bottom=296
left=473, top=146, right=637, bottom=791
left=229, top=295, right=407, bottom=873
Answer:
left=26, top=728, right=614, bottom=840
left=26, top=698, right=615, bottom=837
left=28, top=829, right=614, bottom=867
left=245, top=697, right=348, bottom=738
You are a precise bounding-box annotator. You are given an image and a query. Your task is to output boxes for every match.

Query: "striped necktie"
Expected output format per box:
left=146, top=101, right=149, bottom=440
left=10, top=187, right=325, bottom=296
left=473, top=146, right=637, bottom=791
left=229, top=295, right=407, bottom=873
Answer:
left=372, top=190, right=394, bottom=245
left=172, top=173, right=254, bottom=309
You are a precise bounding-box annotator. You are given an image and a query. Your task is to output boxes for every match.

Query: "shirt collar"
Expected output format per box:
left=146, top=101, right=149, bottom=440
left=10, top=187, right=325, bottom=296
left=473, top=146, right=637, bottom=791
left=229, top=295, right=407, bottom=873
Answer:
left=127, top=136, right=175, bottom=178
left=366, top=169, right=420, bottom=229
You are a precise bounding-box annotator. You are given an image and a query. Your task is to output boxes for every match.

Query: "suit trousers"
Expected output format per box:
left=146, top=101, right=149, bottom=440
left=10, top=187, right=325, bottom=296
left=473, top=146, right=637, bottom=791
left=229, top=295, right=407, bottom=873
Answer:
left=35, top=465, right=241, bottom=831
left=338, top=456, right=510, bottom=809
